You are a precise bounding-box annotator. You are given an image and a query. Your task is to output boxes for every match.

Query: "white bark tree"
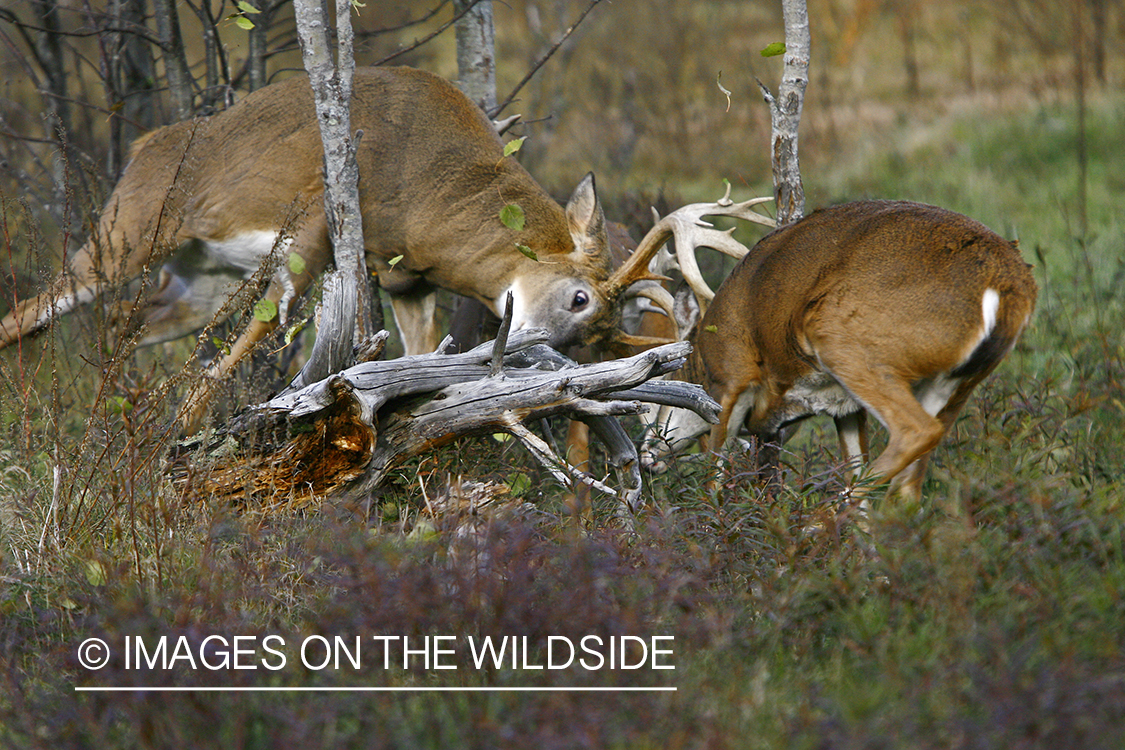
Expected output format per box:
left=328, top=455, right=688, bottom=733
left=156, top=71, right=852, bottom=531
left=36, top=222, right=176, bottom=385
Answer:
left=291, top=0, right=378, bottom=389
left=453, top=0, right=498, bottom=112
left=758, top=0, right=811, bottom=225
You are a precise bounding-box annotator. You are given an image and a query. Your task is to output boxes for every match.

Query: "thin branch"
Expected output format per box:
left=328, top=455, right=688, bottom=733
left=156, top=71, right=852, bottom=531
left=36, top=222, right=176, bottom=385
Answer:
left=492, top=0, right=603, bottom=118
left=0, top=7, right=160, bottom=45
left=356, top=0, right=451, bottom=37
left=374, top=0, right=484, bottom=66
left=490, top=291, right=514, bottom=377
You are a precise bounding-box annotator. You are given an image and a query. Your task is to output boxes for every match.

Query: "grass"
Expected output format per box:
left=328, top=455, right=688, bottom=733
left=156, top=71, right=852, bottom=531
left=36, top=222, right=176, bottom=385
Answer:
left=2, top=78, right=1125, bottom=750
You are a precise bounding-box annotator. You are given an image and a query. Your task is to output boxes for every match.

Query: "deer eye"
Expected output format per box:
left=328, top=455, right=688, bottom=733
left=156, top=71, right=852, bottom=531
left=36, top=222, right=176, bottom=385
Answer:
left=570, top=290, right=590, bottom=311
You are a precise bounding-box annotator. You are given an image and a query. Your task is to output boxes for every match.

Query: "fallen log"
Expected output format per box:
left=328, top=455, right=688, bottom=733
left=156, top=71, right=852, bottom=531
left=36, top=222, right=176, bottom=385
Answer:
left=168, top=327, right=719, bottom=514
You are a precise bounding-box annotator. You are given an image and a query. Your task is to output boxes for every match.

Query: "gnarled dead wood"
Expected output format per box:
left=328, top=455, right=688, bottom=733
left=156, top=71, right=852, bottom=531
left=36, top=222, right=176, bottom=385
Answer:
left=169, top=328, right=718, bottom=514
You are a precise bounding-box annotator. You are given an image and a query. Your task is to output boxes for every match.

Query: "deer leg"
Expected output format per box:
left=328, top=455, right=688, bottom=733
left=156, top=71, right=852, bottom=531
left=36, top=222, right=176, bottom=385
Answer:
left=563, top=420, right=593, bottom=521
left=178, top=238, right=325, bottom=435
left=714, top=384, right=759, bottom=454
left=891, top=373, right=989, bottom=499
left=1, top=230, right=159, bottom=349
left=822, top=361, right=946, bottom=503
left=388, top=287, right=439, bottom=355
left=0, top=185, right=200, bottom=350
left=749, top=431, right=783, bottom=489
left=833, top=409, right=869, bottom=480
left=714, top=385, right=787, bottom=494
left=0, top=281, right=97, bottom=348
left=862, top=398, right=944, bottom=501
left=178, top=288, right=291, bottom=434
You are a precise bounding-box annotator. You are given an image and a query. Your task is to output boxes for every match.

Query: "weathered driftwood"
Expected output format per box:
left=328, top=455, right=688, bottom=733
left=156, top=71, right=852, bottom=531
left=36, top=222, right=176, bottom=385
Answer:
left=169, top=327, right=719, bottom=514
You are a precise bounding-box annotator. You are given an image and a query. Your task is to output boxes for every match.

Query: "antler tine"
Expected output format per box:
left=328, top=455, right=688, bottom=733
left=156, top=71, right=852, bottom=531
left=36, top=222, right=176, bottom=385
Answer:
left=609, top=283, right=679, bottom=350
left=659, top=195, right=775, bottom=304
left=721, top=196, right=778, bottom=227
left=633, top=283, right=677, bottom=322
left=604, top=219, right=677, bottom=299
left=606, top=190, right=775, bottom=305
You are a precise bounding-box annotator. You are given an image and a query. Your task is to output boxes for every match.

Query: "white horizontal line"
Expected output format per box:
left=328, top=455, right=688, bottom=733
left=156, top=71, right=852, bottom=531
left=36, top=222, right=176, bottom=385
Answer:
left=75, top=686, right=677, bottom=693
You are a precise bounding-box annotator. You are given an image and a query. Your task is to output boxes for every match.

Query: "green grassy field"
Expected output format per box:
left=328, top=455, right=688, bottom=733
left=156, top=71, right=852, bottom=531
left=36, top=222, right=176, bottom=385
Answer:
left=1, top=70, right=1123, bottom=750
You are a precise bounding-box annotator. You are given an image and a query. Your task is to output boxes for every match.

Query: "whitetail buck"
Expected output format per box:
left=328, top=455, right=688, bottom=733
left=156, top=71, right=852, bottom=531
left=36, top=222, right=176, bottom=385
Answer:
left=635, top=198, right=1037, bottom=501
left=0, top=66, right=669, bottom=429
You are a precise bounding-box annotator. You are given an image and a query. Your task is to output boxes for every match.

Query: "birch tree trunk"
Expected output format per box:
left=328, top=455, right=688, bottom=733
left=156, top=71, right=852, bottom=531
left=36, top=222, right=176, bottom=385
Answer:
left=30, top=0, right=73, bottom=225
left=758, top=0, right=810, bottom=225
left=246, top=0, right=283, bottom=92
left=292, top=0, right=378, bottom=387
left=453, top=0, right=498, bottom=112
left=152, top=0, right=194, bottom=120
left=106, top=0, right=157, bottom=179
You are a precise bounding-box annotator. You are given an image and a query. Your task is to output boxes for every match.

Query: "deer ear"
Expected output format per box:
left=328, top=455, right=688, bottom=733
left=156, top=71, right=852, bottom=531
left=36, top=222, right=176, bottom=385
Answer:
left=565, top=172, right=606, bottom=256
left=673, top=284, right=701, bottom=339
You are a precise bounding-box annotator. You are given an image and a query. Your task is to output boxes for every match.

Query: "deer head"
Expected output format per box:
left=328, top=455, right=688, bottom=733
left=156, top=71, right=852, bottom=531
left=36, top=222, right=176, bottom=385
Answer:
left=592, top=182, right=777, bottom=352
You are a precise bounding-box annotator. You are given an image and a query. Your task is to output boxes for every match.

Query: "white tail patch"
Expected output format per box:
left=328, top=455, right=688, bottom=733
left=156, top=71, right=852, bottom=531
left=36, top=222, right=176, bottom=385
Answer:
left=954, top=287, right=1002, bottom=368
left=906, top=289, right=1000, bottom=419
left=981, top=288, right=1000, bottom=337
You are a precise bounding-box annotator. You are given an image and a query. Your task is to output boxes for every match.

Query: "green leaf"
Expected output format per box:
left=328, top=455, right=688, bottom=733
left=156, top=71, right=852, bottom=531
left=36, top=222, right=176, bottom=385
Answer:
left=288, top=252, right=306, bottom=276
left=234, top=15, right=255, bottom=30
left=704, top=325, right=718, bottom=333
left=515, top=243, right=538, bottom=262
left=761, top=42, right=786, bottom=57
left=499, top=203, right=525, bottom=231
left=502, top=136, right=527, bottom=158
left=284, top=318, right=308, bottom=346
left=508, top=472, right=531, bottom=497
left=253, top=299, right=278, bottom=322
left=388, top=254, right=404, bottom=267
left=110, top=396, right=133, bottom=415
left=236, top=0, right=261, bottom=13
left=84, top=560, right=107, bottom=587
left=492, top=433, right=512, bottom=443
left=212, top=336, right=231, bottom=356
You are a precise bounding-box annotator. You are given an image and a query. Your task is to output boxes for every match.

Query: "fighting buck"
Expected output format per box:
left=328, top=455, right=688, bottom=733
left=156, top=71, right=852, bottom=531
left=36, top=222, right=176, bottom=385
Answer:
left=0, top=66, right=670, bottom=429
left=633, top=198, right=1037, bottom=501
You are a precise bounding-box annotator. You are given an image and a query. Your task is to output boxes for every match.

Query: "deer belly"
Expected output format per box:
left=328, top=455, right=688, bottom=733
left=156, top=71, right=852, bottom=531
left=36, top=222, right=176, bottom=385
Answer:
left=911, top=374, right=963, bottom=417
left=781, top=371, right=860, bottom=422
left=203, top=230, right=288, bottom=274
left=135, top=231, right=294, bottom=346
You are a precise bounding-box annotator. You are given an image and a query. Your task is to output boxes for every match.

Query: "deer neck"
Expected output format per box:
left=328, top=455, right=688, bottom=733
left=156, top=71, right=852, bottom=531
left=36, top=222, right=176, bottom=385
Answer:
left=388, top=164, right=582, bottom=313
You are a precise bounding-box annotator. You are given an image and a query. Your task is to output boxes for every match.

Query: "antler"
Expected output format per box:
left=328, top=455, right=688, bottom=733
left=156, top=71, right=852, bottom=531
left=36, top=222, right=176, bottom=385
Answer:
left=605, top=183, right=775, bottom=309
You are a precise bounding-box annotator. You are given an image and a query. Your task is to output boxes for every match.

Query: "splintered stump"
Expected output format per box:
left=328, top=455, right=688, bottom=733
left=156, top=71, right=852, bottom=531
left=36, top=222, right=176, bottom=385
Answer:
left=169, top=329, right=719, bottom=514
